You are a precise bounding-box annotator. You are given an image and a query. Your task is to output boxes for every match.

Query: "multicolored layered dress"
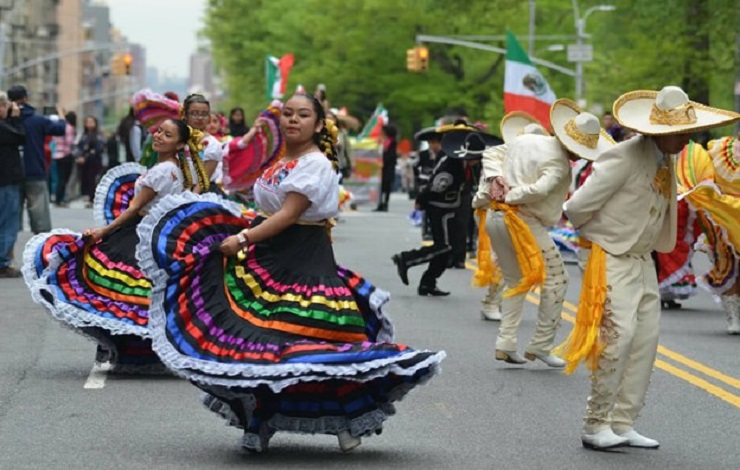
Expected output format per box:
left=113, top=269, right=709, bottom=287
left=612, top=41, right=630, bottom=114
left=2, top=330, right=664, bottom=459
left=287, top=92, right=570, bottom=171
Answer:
left=22, top=162, right=185, bottom=372
left=221, top=101, right=284, bottom=204
left=676, top=139, right=740, bottom=296
left=137, top=151, right=445, bottom=452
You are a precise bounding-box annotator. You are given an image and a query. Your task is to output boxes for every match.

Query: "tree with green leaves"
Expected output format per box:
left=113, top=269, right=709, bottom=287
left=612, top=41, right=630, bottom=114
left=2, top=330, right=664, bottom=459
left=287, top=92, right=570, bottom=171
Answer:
left=203, top=0, right=739, bottom=138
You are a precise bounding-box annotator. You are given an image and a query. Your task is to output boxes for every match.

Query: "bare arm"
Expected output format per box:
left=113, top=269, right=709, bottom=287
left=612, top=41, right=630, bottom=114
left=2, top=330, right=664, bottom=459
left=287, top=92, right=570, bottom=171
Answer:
left=204, top=160, right=218, bottom=179
left=220, top=192, right=312, bottom=255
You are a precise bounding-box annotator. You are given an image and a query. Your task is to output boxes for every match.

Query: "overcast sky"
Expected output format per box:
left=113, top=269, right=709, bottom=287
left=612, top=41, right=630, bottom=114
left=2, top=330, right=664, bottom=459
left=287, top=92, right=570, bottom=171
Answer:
left=105, top=0, right=206, bottom=78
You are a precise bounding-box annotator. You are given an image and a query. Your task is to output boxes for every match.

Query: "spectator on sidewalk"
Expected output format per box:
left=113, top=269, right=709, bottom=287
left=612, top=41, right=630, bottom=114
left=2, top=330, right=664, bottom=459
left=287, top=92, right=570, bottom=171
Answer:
left=373, top=124, right=397, bottom=212
left=8, top=85, right=66, bottom=234
left=0, top=92, right=26, bottom=278
left=51, top=112, right=77, bottom=207
left=117, top=107, right=137, bottom=162
left=75, top=115, right=105, bottom=208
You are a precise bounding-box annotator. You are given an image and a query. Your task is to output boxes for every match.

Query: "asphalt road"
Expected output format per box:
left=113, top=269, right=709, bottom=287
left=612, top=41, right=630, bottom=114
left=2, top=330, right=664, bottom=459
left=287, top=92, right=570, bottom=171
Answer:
left=0, top=193, right=738, bottom=469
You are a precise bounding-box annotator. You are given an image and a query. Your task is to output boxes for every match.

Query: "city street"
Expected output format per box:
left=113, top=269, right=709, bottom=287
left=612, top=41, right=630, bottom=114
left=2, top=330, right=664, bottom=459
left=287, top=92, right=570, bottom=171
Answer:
left=0, top=194, right=738, bottom=470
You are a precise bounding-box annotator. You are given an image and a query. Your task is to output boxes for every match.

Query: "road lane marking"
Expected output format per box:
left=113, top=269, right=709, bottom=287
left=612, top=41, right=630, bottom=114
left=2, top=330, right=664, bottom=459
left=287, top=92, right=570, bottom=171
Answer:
left=83, top=362, right=111, bottom=389
left=656, top=346, right=740, bottom=390
left=536, top=293, right=740, bottom=408
left=464, top=258, right=739, bottom=407
left=655, top=360, right=740, bottom=408
left=560, top=298, right=740, bottom=390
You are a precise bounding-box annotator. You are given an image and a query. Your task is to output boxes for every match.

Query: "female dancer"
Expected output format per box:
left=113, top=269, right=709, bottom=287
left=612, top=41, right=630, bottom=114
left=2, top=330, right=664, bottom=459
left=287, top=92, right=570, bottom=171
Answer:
left=138, top=93, right=445, bottom=453
left=678, top=136, right=740, bottom=333
left=182, top=93, right=221, bottom=190
left=23, top=119, right=197, bottom=371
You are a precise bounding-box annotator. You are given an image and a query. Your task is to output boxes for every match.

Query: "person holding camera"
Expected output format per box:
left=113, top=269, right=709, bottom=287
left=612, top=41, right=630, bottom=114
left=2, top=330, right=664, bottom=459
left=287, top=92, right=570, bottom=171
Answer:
left=7, top=85, right=66, bottom=234
left=0, top=92, right=26, bottom=278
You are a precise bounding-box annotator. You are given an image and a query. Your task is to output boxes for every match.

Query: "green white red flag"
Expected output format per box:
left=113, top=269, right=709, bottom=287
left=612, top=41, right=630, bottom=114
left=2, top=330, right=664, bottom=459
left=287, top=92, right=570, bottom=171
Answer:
left=503, top=31, right=556, bottom=129
left=358, top=104, right=388, bottom=140
left=266, top=54, right=295, bottom=100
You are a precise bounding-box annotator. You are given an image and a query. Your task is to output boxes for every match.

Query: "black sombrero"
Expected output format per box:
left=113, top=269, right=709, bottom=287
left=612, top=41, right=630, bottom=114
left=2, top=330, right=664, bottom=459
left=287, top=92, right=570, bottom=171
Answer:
left=414, top=126, right=442, bottom=142
left=440, top=125, right=503, bottom=160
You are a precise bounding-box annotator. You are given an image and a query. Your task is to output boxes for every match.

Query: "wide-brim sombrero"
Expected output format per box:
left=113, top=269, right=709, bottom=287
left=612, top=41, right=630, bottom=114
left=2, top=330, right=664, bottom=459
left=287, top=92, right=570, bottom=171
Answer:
left=613, top=88, right=740, bottom=136
left=439, top=124, right=503, bottom=160
left=551, top=98, right=615, bottom=161
left=414, top=126, right=442, bottom=142
left=500, top=111, right=549, bottom=144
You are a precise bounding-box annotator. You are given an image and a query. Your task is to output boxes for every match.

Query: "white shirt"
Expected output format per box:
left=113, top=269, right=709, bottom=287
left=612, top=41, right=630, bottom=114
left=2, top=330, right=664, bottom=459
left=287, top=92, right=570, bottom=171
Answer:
left=253, top=151, right=339, bottom=222
left=135, top=161, right=184, bottom=212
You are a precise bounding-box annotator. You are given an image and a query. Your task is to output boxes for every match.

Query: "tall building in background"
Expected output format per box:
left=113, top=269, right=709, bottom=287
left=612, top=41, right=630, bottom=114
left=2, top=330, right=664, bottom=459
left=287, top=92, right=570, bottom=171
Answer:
left=128, top=43, right=146, bottom=89
left=188, top=50, right=216, bottom=101
left=56, top=0, right=85, bottom=111
left=1, top=0, right=145, bottom=129
left=0, top=0, right=60, bottom=105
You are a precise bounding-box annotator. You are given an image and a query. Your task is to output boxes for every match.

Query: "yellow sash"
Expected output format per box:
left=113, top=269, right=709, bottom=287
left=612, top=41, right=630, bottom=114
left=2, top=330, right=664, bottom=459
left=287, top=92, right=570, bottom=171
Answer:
left=552, top=243, right=607, bottom=374
left=472, top=208, right=502, bottom=288
left=489, top=201, right=545, bottom=298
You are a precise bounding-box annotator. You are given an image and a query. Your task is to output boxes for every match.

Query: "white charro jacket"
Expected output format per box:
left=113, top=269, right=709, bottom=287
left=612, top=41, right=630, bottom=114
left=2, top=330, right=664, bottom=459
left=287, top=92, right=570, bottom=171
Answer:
left=564, top=134, right=677, bottom=255
left=472, top=144, right=506, bottom=209
left=474, top=135, right=571, bottom=227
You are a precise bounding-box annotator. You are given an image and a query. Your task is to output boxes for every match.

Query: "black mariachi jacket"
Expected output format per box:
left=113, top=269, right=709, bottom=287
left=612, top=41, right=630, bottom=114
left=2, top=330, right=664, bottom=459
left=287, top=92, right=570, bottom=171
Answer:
left=0, top=117, right=26, bottom=186
left=416, top=153, right=465, bottom=210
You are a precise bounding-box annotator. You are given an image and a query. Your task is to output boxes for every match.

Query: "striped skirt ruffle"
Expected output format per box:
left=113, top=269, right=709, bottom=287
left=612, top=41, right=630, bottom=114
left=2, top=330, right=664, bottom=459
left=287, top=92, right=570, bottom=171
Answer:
left=137, top=192, right=445, bottom=447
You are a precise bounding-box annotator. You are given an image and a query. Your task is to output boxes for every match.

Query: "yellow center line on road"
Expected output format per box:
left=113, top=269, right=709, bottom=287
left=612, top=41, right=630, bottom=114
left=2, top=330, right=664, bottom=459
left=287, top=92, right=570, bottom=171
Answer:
left=559, top=298, right=740, bottom=392
left=464, top=259, right=740, bottom=407
left=655, top=360, right=740, bottom=407
left=656, top=346, right=740, bottom=390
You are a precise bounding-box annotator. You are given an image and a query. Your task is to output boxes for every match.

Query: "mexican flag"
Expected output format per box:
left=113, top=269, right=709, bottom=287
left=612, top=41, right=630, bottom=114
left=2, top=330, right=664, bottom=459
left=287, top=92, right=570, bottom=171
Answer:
left=503, top=31, right=556, bottom=129
left=266, top=53, right=295, bottom=100
left=357, top=104, right=388, bottom=141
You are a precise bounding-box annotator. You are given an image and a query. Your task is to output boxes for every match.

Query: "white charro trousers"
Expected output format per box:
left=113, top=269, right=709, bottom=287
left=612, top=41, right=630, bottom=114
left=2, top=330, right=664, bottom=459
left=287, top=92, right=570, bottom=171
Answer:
left=583, top=252, right=661, bottom=434
left=486, top=211, right=568, bottom=355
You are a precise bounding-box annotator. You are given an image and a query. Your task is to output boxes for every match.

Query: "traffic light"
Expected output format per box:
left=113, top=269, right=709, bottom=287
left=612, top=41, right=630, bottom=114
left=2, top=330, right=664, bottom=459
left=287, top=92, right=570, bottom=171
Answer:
left=406, top=48, right=419, bottom=72
left=406, top=47, right=429, bottom=73
left=417, top=46, right=429, bottom=71
left=123, top=53, right=132, bottom=75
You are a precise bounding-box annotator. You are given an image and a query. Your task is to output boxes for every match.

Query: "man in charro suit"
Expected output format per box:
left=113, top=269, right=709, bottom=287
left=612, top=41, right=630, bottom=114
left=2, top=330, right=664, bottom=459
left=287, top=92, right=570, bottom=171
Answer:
left=557, top=86, right=740, bottom=451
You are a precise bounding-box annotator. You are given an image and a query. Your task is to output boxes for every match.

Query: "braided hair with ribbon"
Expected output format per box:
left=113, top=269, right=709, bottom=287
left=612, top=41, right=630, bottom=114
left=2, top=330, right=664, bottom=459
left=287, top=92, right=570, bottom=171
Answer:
left=179, top=93, right=212, bottom=192
left=306, top=93, right=339, bottom=172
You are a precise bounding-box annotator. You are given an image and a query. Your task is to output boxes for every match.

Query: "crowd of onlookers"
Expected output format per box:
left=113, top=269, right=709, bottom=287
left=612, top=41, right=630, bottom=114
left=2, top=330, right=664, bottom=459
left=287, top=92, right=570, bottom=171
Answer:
left=0, top=84, right=253, bottom=279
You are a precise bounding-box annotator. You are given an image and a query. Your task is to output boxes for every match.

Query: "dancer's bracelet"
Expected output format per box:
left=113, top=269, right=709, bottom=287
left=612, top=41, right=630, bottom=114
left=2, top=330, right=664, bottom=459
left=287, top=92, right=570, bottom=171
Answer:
left=237, top=229, right=250, bottom=248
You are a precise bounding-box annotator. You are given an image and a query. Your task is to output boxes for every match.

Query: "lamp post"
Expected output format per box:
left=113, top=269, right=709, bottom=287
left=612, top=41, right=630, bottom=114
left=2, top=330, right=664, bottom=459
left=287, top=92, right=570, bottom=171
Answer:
left=572, top=1, right=615, bottom=105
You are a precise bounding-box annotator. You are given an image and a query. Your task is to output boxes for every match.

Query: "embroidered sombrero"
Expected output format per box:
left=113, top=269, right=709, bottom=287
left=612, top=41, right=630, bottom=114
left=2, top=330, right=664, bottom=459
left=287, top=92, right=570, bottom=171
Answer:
left=613, top=86, right=740, bottom=136
left=551, top=98, right=615, bottom=161
left=500, top=111, right=549, bottom=144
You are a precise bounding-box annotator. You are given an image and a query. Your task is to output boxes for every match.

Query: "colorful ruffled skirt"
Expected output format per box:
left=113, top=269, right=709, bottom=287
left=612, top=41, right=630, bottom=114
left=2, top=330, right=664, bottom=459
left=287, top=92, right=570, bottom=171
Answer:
left=22, top=163, right=164, bottom=372
left=656, top=199, right=701, bottom=301
left=137, top=192, right=446, bottom=452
